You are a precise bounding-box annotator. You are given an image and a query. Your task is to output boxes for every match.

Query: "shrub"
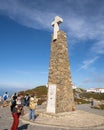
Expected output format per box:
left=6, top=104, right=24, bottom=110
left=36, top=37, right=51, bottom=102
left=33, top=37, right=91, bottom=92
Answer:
left=93, top=104, right=104, bottom=110
left=74, top=98, right=90, bottom=104
left=79, top=92, right=104, bottom=100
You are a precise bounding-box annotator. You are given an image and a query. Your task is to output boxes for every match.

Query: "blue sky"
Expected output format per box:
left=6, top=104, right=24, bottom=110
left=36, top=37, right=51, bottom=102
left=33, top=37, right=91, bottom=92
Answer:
left=0, top=0, right=104, bottom=92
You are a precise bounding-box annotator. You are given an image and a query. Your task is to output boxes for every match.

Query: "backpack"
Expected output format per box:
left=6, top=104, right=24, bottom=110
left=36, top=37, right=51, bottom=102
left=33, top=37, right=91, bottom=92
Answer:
left=16, top=104, right=23, bottom=114
left=4, top=95, right=7, bottom=100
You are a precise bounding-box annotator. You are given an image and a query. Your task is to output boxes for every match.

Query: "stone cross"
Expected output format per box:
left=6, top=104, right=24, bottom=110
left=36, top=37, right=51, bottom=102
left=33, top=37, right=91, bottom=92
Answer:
left=51, top=16, right=63, bottom=41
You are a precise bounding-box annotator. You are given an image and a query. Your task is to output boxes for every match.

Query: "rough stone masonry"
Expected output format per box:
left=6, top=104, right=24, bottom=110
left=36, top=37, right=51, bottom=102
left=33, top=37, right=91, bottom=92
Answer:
left=47, top=30, right=75, bottom=113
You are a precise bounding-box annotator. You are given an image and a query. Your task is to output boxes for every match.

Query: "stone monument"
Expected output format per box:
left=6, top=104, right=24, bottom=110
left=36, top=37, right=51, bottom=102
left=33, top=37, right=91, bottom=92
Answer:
left=47, top=16, right=75, bottom=113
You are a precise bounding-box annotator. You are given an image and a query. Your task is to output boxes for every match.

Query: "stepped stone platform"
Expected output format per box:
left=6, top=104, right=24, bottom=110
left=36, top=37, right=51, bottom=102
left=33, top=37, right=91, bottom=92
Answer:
left=21, top=107, right=104, bottom=129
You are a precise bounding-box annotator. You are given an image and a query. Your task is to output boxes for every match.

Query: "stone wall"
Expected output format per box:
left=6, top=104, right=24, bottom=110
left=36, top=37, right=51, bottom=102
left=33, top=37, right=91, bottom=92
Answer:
left=47, top=30, right=75, bottom=113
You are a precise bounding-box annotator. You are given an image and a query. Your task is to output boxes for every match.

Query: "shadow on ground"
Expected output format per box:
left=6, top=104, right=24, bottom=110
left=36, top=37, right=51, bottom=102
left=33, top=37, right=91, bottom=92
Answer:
left=18, top=124, right=29, bottom=130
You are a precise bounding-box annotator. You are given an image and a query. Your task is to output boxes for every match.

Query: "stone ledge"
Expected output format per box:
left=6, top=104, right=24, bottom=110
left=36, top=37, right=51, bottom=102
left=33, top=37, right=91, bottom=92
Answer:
left=21, top=110, right=104, bottom=129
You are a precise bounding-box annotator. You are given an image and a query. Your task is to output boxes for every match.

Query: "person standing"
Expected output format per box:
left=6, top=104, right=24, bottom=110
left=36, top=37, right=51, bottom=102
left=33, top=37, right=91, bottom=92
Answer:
left=24, top=94, right=30, bottom=106
left=10, top=94, right=22, bottom=130
left=3, top=92, right=8, bottom=101
left=90, top=99, right=94, bottom=108
left=12, top=93, right=17, bottom=100
left=3, top=92, right=8, bottom=107
left=29, top=95, right=38, bottom=121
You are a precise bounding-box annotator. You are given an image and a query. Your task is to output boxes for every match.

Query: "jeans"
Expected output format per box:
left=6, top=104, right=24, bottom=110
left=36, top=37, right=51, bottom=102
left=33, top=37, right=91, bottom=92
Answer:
left=29, top=109, right=35, bottom=120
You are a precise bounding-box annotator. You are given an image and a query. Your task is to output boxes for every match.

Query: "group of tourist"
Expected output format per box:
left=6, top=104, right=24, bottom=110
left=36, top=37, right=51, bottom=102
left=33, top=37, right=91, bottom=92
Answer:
left=1, top=91, right=38, bottom=130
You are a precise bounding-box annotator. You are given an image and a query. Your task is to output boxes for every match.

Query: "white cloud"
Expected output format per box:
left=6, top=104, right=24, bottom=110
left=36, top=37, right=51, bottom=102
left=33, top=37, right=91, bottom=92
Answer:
left=0, top=0, right=104, bottom=63
left=0, top=0, right=104, bottom=89
left=82, top=75, right=104, bottom=84
left=0, top=0, right=104, bottom=41
left=78, top=56, right=99, bottom=71
left=0, top=0, right=56, bottom=30
left=91, top=41, right=104, bottom=54
left=83, top=78, right=91, bottom=83
left=93, top=77, right=104, bottom=83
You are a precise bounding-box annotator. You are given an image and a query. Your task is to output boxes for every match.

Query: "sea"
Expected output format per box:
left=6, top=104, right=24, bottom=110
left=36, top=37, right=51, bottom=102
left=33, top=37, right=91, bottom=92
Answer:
left=0, top=87, right=26, bottom=97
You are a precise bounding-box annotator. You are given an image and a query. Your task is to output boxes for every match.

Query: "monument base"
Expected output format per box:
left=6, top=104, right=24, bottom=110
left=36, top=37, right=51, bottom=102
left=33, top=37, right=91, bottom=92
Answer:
left=34, top=109, right=104, bottom=129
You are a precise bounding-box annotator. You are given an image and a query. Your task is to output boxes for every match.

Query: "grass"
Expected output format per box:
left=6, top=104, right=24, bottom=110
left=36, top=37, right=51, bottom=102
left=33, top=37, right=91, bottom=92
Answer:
left=74, top=98, right=90, bottom=104
left=93, top=104, right=104, bottom=110
left=79, top=92, right=104, bottom=100
left=19, top=85, right=47, bottom=98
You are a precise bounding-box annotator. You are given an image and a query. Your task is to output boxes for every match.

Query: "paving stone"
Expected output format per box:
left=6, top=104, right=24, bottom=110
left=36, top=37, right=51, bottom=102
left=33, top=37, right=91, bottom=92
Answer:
left=0, top=105, right=104, bottom=130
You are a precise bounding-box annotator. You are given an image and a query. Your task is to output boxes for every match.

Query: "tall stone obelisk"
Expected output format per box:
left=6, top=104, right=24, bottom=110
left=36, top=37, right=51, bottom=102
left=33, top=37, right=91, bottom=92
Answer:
left=47, top=16, right=75, bottom=113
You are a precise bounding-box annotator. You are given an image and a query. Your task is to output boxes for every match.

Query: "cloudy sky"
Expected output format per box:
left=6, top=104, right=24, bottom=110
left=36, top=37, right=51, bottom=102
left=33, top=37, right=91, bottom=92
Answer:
left=0, top=0, right=104, bottom=92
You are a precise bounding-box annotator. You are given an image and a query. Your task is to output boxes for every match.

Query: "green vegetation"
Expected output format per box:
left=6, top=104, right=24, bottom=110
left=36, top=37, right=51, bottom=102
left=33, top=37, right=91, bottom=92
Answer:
left=93, top=104, right=104, bottom=110
left=73, top=88, right=104, bottom=109
left=79, top=92, right=104, bottom=100
left=18, top=86, right=104, bottom=108
left=98, top=104, right=104, bottom=110
left=32, top=86, right=47, bottom=97
left=19, top=85, right=47, bottom=98
left=74, top=98, right=90, bottom=104
left=19, top=85, right=48, bottom=105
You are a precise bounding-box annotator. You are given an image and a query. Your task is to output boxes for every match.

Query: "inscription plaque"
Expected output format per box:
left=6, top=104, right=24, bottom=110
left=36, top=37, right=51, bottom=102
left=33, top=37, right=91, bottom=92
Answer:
left=47, top=84, right=56, bottom=113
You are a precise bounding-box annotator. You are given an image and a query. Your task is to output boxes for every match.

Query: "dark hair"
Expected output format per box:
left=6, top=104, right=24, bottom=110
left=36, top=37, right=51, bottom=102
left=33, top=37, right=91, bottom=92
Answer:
left=13, top=95, right=17, bottom=100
